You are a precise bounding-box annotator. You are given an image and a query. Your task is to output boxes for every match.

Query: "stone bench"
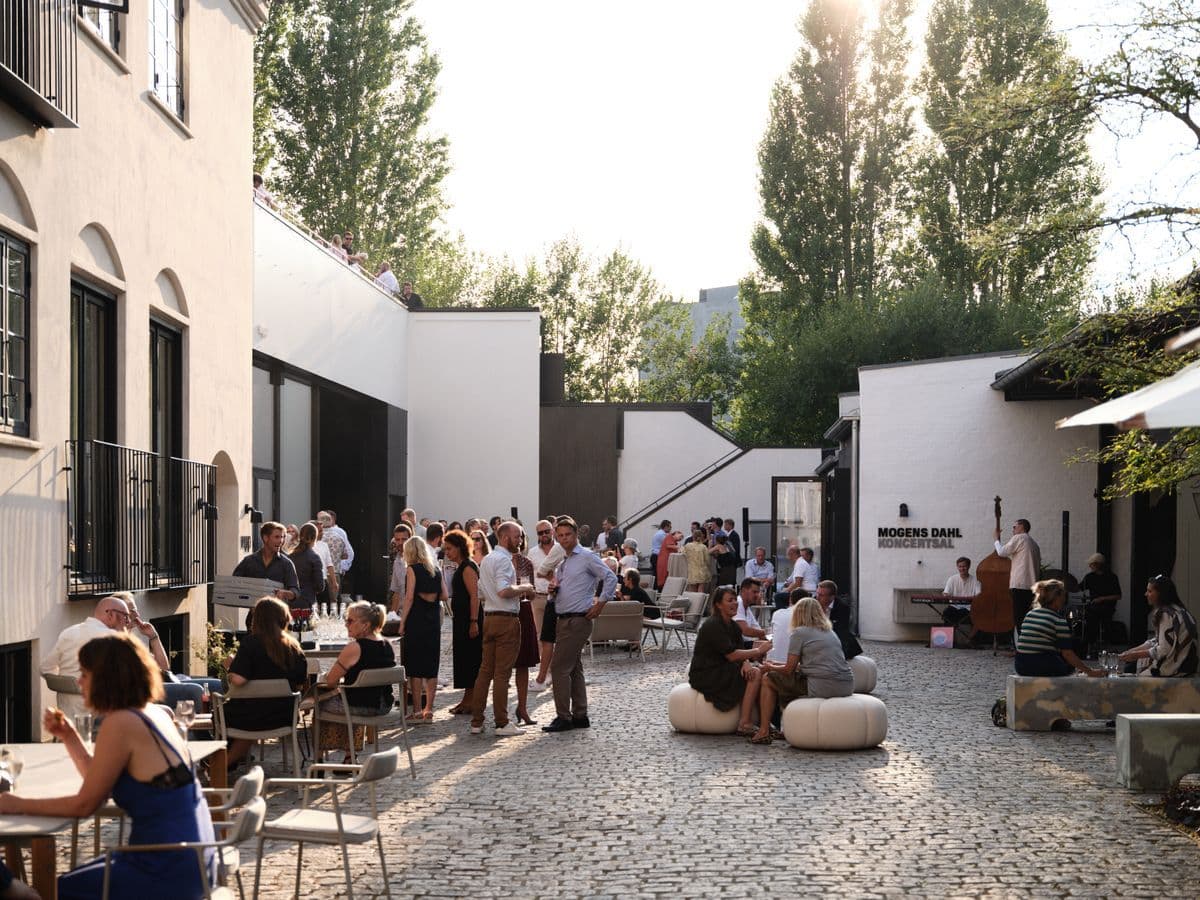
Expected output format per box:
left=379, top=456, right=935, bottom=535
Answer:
left=1006, top=674, right=1200, bottom=732
left=1116, top=714, right=1200, bottom=791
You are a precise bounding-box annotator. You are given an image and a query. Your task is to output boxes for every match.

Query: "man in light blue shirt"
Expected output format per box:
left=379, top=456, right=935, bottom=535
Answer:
left=542, top=516, right=618, bottom=732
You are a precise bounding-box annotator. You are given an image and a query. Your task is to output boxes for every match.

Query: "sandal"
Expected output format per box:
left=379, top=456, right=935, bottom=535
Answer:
left=735, top=724, right=756, bottom=737
left=405, top=712, right=432, bottom=724
left=749, top=733, right=773, bottom=745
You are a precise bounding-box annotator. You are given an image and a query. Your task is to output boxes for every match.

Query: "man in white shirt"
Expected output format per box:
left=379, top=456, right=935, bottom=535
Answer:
left=776, top=546, right=810, bottom=607
left=799, top=548, right=819, bottom=592
left=41, top=595, right=129, bottom=715
left=402, top=508, right=426, bottom=540
left=995, top=517, right=1042, bottom=634
left=469, top=521, right=536, bottom=736
left=528, top=519, right=564, bottom=692
left=374, top=262, right=400, bottom=293
left=744, top=547, right=775, bottom=595
left=732, top=579, right=768, bottom=644
left=944, top=557, right=982, bottom=598
left=317, top=509, right=354, bottom=582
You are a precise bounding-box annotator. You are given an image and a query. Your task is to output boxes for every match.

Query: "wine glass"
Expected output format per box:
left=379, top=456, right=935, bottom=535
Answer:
left=6, top=748, right=23, bottom=785
left=175, top=700, right=195, bottom=736
left=74, top=713, right=94, bottom=752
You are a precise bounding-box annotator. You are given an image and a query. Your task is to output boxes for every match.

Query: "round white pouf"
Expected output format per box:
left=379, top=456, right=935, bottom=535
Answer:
left=781, top=694, right=888, bottom=750
left=667, top=683, right=740, bottom=734
left=849, top=655, right=877, bottom=694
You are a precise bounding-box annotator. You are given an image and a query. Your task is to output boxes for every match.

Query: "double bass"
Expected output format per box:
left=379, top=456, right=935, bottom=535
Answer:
left=973, top=496, right=1014, bottom=654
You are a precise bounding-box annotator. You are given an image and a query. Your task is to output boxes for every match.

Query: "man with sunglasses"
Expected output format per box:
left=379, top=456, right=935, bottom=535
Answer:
left=40, top=594, right=132, bottom=716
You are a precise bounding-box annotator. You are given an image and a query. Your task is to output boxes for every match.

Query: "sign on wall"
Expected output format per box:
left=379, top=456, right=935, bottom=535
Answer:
left=877, top=526, right=962, bottom=549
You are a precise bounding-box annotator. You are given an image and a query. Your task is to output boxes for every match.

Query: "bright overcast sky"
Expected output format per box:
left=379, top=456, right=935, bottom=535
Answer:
left=412, top=0, right=1196, bottom=301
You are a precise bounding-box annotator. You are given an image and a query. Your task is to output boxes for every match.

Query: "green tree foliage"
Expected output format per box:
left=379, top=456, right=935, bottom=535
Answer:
left=751, top=0, right=913, bottom=310
left=638, top=307, right=742, bottom=420
left=252, top=0, right=297, bottom=173
left=266, top=0, right=449, bottom=267
left=915, top=0, right=1100, bottom=319
left=1048, top=273, right=1200, bottom=497
left=735, top=277, right=1019, bottom=445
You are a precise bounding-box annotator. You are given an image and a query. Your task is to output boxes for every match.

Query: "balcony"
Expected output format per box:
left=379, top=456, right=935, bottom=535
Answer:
left=0, top=0, right=78, bottom=128
left=67, top=440, right=216, bottom=596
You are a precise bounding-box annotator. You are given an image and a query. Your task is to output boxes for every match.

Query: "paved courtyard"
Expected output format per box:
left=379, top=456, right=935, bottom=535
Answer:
left=236, top=638, right=1200, bottom=898
left=60, top=639, right=1200, bottom=897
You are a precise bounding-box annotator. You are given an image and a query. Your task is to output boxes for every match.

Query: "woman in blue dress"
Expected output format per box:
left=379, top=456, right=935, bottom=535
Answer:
left=0, top=633, right=216, bottom=898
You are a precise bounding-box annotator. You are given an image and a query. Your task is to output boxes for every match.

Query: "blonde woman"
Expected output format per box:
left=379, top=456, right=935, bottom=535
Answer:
left=684, top=527, right=713, bottom=593
left=470, top=530, right=490, bottom=566
left=399, top=536, right=446, bottom=722
left=751, top=596, right=853, bottom=744
left=317, top=601, right=395, bottom=755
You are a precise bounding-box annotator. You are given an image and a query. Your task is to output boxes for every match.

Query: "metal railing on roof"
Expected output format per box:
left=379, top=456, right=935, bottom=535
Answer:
left=0, top=0, right=78, bottom=127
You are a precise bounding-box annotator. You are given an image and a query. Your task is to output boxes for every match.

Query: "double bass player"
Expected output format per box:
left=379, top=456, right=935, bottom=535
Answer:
left=994, top=517, right=1042, bottom=642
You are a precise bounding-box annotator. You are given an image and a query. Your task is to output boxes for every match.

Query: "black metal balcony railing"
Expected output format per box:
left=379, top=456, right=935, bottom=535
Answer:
left=0, top=0, right=77, bottom=127
left=67, top=440, right=216, bottom=597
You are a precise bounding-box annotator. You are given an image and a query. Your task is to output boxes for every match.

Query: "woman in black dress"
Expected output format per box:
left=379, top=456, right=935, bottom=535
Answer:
left=688, top=587, right=768, bottom=736
left=317, top=600, right=396, bottom=755
left=399, top=535, right=446, bottom=723
left=223, top=596, right=308, bottom=770
left=444, top=530, right=482, bottom=715
left=288, top=521, right=325, bottom=612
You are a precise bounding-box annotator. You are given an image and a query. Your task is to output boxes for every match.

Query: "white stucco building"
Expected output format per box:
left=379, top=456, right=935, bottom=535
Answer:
left=0, top=0, right=266, bottom=739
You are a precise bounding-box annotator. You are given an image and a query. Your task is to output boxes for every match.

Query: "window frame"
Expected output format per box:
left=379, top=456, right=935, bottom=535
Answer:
left=80, top=4, right=122, bottom=55
left=148, top=0, right=185, bottom=119
left=70, top=279, right=118, bottom=445
left=0, top=232, right=31, bottom=437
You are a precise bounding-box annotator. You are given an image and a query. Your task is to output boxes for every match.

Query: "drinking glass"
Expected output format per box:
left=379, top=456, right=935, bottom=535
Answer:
left=175, top=699, right=195, bottom=729
left=0, top=748, right=20, bottom=788
left=74, top=713, right=94, bottom=751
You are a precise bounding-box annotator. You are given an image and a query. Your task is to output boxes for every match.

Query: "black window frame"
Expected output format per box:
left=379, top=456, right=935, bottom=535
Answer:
left=80, top=3, right=123, bottom=54
left=149, top=318, right=182, bottom=578
left=0, top=232, right=31, bottom=437
left=70, top=279, right=118, bottom=444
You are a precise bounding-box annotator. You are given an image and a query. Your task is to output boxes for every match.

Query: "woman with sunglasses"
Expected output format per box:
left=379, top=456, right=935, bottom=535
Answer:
left=1119, top=575, right=1198, bottom=676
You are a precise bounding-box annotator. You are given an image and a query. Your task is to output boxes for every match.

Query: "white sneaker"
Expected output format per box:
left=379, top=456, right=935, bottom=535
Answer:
left=469, top=725, right=483, bottom=734
left=494, top=722, right=522, bottom=737
left=529, top=679, right=550, bottom=692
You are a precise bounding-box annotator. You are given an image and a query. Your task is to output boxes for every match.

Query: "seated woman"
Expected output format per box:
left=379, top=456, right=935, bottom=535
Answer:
left=751, top=597, right=854, bottom=744
left=318, top=601, right=395, bottom=754
left=687, top=587, right=770, bottom=737
left=1015, top=580, right=1103, bottom=678
left=222, top=596, right=308, bottom=771
left=0, top=633, right=216, bottom=898
left=1119, top=575, right=1198, bottom=677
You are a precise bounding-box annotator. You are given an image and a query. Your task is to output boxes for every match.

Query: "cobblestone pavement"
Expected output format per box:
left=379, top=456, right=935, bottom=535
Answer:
left=64, top=639, right=1200, bottom=898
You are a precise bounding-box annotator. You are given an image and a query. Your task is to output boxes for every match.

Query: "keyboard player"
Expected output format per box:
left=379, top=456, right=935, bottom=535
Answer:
left=942, top=557, right=982, bottom=643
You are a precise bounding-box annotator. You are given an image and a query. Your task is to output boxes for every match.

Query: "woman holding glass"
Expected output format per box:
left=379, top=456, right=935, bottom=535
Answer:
left=687, top=587, right=769, bottom=738
left=399, top=536, right=446, bottom=723
left=1014, top=580, right=1103, bottom=678
left=444, top=530, right=483, bottom=715
left=1119, top=575, right=1199, bottom=676
left=0, top=633, right=216, bottom=898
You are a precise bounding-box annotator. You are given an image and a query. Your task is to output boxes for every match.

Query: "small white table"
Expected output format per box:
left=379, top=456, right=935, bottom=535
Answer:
left=0, top=739, right=226, bottom=900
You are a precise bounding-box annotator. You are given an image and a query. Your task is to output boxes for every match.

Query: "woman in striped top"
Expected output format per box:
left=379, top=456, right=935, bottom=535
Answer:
left=1015, top=580, right=1103, bottom=678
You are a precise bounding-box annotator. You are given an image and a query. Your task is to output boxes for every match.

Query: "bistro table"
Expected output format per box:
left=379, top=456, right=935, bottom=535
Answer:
left=0, top=739, right=226, bottom=900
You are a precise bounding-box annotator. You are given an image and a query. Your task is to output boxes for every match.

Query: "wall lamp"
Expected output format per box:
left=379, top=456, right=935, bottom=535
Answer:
left=898, top=503, right=909, bottom=518
left=243, top=504, right=263, bottom=524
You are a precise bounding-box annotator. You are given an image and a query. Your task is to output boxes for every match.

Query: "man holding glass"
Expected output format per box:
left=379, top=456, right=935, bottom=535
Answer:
left=40, top=595, right=131, bottom=717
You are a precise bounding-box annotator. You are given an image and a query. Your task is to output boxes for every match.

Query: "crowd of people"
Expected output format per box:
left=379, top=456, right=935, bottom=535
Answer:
left=252, top=173, right=424, bottom=307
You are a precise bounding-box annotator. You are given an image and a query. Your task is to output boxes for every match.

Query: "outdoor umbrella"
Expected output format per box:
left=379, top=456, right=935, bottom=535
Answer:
left=1056, top=358, right=1200, bottom=430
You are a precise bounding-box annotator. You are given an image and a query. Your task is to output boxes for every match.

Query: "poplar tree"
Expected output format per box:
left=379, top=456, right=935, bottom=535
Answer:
left=915, top=0, right=1100, bottom=323
left=736, top=0, right=914, bottom=445
left=269, top=0, right=449, bottom=266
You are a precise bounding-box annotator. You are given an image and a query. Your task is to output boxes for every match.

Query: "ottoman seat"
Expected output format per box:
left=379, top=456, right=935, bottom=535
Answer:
left=667, top=683, right=740, bottom=734
left=848, top=655, right=877, bottom=693
left=781, top=694, right=888, bottom=750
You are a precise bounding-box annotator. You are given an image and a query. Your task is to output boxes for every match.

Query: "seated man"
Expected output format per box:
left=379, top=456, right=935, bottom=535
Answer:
left=733, top=578, right=768, bottom=648
left=744, top=546, right=775, bottom=596
left=815, top=579, right=862, bottom=660
left=942, top=556, right=982, bottom=640
left=774, top=546, right=809, bottom=609
left=41, top=594, right=130, bottom=717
